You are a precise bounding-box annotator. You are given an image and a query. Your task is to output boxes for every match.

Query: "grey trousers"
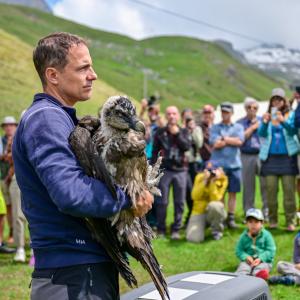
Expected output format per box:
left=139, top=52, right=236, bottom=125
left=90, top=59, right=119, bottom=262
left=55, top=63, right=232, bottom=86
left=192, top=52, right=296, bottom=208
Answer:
left=241, top=153, right=268, bottom=214
left=236, top=261, right=272, bottom=276
left=9, top=176, right=26, bottom=248
left=277, top=261, right=300, bottom=284
left=186, top=202, right=227, bottom=243
left=266, top=175, right=296, bottom=225
left=31, top=262, right=119, bottom=300
left=157, top=170, right=187, bottom=233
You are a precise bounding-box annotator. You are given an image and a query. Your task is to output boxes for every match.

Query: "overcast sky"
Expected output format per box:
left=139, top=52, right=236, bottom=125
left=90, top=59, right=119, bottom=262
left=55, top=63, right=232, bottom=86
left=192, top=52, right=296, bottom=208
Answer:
left=46, top=0, right=300, bottom=50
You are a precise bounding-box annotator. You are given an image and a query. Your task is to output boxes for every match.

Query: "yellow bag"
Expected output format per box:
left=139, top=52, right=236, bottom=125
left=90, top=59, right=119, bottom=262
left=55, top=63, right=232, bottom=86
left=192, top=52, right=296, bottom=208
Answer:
left=0, top=188, right=6, bottom=215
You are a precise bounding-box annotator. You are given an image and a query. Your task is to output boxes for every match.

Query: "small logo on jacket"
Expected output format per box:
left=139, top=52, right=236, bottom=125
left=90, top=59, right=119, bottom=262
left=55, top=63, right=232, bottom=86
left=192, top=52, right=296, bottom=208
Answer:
left=76, top=239, right=86, bottom=245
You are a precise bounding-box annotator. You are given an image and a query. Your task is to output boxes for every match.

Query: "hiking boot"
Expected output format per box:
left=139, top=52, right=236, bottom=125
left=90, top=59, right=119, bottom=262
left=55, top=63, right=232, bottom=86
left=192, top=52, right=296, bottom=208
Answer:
left=13, top=247, right=26, bottom=263
left=227, top=218, right=238, bottom=229
left=269, top=275, right=295, bottom=285
left=0, top=243, right=16, bottom=254
left=170, top=232, right=180, bottom=240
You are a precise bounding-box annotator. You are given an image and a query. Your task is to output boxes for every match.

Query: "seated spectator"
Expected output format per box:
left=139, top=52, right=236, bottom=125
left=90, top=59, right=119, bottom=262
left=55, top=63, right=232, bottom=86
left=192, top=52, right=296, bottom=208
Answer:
left=269, top=231, right=300, bottom=285
left=235, top=208, right=276, bottom=280
left=259, top=88, right=299, bottom=231
left=186, top=161, right=228, bottom=242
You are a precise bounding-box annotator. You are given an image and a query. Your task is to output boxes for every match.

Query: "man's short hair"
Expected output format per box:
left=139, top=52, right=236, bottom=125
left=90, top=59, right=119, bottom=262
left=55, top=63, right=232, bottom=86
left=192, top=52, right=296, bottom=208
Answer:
left=33, top=32, right=87, bottom=85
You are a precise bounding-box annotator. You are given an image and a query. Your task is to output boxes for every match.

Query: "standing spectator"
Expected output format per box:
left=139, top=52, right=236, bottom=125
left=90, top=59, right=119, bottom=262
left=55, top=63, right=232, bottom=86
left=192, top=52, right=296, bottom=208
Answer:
left=293, top=86, right=300, bottom=216
left=200, top=105, right=215, bottom=166
left=235, top=208, right=276, bottom=280
left=183, top=116, right=203, bottom=226
left=259, top=88, right=299, bottom=231
left=210, top=102, right=244, bottom=228
left=186, top=161, right=228, bottom=242
left=13, top=32, right=153, bottom=299
left=269, top=231, right=300, bottom=285
left=5, top=129, right=27, bottom=262
left=139, top=96, right=164, bottom=229
left=152, top=106, right=191, bottom=239
left=0, top=116, right=18, bottom=244
left=237, top=97, right=268, bottom=220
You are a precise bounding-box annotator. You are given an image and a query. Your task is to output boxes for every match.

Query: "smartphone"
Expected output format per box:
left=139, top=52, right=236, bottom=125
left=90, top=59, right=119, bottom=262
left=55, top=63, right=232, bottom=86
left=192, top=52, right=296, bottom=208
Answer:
left=271, top=107, right=278, bottom=120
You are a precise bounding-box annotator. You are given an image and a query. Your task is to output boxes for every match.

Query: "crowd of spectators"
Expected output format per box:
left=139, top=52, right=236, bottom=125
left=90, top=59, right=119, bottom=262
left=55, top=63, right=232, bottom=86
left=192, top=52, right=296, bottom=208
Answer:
left=2, top=86, right=300, bottom=286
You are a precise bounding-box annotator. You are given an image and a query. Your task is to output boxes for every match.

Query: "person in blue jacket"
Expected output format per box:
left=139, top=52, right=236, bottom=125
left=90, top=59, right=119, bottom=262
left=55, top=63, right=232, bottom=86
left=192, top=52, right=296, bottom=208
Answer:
left=12, top=32, right=153, bottom=300
left=258, top=88, right=299, bottom=231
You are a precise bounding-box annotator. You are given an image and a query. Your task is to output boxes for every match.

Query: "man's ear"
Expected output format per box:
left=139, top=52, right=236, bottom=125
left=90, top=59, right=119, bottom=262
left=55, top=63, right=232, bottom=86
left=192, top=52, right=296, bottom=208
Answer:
left=45, top=67, right=59, bottom=85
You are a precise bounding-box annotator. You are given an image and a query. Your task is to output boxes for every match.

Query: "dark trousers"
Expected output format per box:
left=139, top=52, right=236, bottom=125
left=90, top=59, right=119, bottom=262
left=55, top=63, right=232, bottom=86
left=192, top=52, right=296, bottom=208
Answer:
left=31, top=262, right=119, bottom=300
left=185, top=162, right=199, bottom=225
left=156, top=170, right=187, bottom=233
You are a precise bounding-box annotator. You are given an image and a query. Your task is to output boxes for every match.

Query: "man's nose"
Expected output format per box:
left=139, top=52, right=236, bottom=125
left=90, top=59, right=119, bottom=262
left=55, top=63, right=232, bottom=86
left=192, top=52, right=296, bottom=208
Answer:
left=88, top=67, right=98, bottom=81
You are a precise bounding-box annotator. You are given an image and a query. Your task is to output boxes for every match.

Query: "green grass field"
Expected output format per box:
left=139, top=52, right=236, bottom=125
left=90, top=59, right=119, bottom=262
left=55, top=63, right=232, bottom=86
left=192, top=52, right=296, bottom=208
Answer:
left=0, top=184, right=300, bottom=300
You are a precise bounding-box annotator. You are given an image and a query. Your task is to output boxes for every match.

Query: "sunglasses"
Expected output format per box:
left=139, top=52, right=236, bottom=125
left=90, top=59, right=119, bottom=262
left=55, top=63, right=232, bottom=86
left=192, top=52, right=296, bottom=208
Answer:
left=246, top=106, right=258, bottom=110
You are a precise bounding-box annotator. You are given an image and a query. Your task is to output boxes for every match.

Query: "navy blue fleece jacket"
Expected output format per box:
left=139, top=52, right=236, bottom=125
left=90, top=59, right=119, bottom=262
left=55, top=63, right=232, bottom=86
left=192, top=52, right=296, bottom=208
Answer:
left=12, top=93, right=131, bottom=269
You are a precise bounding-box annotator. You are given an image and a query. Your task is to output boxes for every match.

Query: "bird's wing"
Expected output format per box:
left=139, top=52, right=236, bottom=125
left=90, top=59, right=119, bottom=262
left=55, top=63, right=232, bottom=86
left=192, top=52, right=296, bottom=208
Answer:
left=70, top=118, right=117, bottom=200
left=69, top=122, right=137, bottom=287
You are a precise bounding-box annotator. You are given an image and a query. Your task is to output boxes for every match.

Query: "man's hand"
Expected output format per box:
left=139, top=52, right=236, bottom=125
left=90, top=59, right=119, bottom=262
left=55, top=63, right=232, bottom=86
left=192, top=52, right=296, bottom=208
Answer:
left=251, top=120, right=259, bottom=130
left=213, top=139, right=226, bottom=149
left=132, top=190, right=154, bottom=217
left=246, top=256, right=254, bottom=265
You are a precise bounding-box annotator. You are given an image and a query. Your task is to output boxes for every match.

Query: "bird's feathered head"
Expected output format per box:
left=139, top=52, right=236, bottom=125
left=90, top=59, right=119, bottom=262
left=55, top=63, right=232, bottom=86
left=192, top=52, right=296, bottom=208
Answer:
left=101, top=96, right=145, bottom=133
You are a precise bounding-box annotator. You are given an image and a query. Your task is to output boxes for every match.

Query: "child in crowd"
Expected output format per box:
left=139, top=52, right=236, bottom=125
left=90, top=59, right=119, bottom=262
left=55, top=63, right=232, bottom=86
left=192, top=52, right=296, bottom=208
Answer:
left=186, top=161, right=228, bottom=242
left=235, top=208, right=276, bottom=280
left=269, top=231, right=300, bottom=285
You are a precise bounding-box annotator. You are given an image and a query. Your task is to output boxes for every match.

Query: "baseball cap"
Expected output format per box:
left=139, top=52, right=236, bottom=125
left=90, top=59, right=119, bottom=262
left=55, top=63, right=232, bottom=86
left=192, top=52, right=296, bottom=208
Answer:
left=295, top=86, right=300, bottom=94
left=245, top=208, right=264, bottom=221
left=1, top=116, right=18, bottom=127
left=220, top=102, right=234, bottom=113
left=203, top=104, right=214, bottom=113
left=271, top=88, right=285, bottom=99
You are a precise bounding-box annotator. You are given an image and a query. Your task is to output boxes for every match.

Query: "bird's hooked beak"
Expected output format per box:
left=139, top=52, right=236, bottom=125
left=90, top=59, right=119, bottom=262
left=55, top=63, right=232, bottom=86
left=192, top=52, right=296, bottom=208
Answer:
left=130, top=119, right=145, bottom=134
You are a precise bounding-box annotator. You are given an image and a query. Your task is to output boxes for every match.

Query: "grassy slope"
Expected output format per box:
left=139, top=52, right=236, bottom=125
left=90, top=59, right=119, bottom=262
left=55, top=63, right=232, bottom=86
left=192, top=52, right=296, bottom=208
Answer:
left=0, top=27, right=138, bottom=122
left=0, top=4, right=280, bottom=114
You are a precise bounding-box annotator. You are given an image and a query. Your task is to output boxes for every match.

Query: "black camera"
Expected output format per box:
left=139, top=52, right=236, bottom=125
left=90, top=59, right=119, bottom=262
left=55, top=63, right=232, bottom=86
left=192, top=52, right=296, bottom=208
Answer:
left=147, top=95, right=157, bottom=107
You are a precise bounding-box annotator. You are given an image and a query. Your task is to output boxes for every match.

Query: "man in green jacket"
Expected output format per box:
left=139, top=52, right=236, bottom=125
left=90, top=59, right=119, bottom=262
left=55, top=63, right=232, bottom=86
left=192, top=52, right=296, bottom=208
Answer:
left=235, top=208, right=276, bottom=280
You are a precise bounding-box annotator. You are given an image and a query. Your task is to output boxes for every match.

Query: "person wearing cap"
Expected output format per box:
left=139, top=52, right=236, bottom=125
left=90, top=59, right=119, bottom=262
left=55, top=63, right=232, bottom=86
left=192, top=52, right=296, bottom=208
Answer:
left=237, top=98, right=268, bottom=220
left=258, top=88, right=299, bottom=231
left=0, top=116, right=18, bottom=253
left=186, top=161, right=228, bottom=242
left=199, top=104, right=215, bottom=166
left=235, top=208, right=276, bottom=280
left=209, top=102, right=244, bottom=229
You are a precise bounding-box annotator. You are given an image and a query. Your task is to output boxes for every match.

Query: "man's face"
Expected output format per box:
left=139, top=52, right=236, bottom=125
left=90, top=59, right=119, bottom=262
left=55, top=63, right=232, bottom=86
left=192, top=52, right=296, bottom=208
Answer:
left=3, top=124, right=17, bottom=137
left=294, top=92, right=300, bottom=100
left=245, top=103, right=258, bottom=119
left=166, top=107, right=179, bottom=125
left=202, top=111, right=213, bottom=124
left=247, top=218, right=263, bottom=236
left=221, top=110, right=232, bottom=123
left=55, top=44, right=97, bottom=104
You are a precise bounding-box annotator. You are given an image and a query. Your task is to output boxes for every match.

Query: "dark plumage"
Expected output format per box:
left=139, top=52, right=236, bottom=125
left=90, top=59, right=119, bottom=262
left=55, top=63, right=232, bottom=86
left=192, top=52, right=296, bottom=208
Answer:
left=69, top=96, right=169, bottom=300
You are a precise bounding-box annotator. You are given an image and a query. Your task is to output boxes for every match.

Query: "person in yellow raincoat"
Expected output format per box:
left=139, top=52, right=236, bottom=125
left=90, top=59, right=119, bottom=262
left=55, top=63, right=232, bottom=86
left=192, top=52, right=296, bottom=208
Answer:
left=186, top=161, right=228, bottom=242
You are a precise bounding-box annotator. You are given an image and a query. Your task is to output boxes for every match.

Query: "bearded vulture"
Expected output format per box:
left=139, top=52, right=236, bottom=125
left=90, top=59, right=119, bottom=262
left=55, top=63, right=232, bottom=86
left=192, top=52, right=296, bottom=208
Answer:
left=69, top=95, right=169, bottom=300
